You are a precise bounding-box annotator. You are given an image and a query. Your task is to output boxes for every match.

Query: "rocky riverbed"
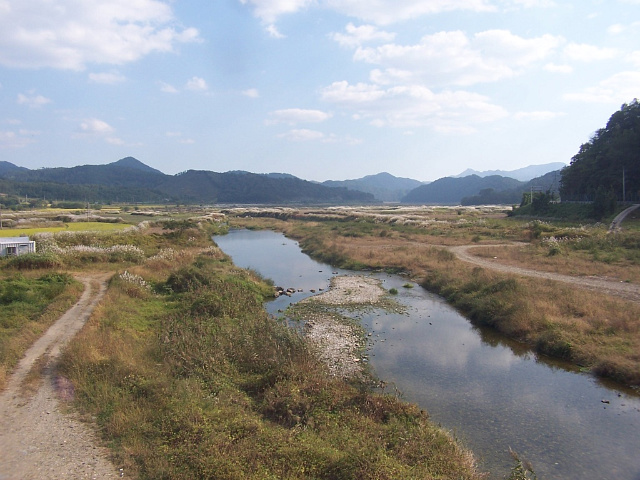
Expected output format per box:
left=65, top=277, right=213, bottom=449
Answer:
left=292, top=275, right=394, bottom=379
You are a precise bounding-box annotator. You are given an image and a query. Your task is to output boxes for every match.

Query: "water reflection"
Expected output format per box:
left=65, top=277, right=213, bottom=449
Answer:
left=214, top=229, right=640, bottom=480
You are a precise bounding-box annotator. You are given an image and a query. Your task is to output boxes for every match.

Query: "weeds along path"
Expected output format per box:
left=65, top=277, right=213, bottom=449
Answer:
left=0, top=272, right=120, bottom=480
left=449, top=244, right=640, bottom=303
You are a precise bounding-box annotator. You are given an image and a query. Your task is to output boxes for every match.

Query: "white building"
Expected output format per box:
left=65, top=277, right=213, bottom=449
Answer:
left=0, top=237, right=36, bottom=256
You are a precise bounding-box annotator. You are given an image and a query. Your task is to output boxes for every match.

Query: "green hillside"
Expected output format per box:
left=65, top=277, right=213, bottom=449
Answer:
left=561, top=99, right=640, bottom=202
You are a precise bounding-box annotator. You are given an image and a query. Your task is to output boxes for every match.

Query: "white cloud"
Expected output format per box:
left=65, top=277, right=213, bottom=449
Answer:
left=278, top=129, right=326, bottom=142
left=504, top=0, right=556, bottom=7
left=321, top=81, right=386, bottom=104
left=185, top=76, right=208, bottom=92
left=610, top=20, right=640, bottom=34
left=330, top=23, right=395, bottom=48
left=276, top=128, right=361, bottom=144
left=564, top=43, right=619, bottom=62
left=80, top=118, right=114, bottom=134
left=628, top=51, right=640, bottom=67
left=0, top=129, right=40, bottom=149
left=0, top=0, right=200, bottom=70
left=544, top=62, right=573, bottom=73
left=89, top=72, right=126, bottom=84
left=564, top=71, right=640, bottom=103
left=240, top=0, right=559, bottom=25
left=325, top=0, right=495, bottom=25
left=239, top=0, right=313, bottom=24
left=321, top=81, right=508, bottom=131
left=607, top=23, right=626, bottom=35
left=267, top=108, right=332, bottom=125
left=266, top=24, right=285, bottom=38
left=242, top=88, right=260, bottom=98
left=106, top=136, right=125, bottom=145
left=353, top=29, right=562, bottom=87
left=240, top=0, right=500, bottom=26
left=166, top=131, right=195, bottom=144
left=17, top=92, right=52, bottom=108
left=159, top=81, right=179, bottom=93
left=514, top=110, right=565, bottom=120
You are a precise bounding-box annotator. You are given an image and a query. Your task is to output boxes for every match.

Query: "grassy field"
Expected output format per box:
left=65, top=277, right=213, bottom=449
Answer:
left=1, top=211, right=485, bottom=479
left=0, top=221, right=131, bottom=237
left=226, top=206, right=640, bottom=387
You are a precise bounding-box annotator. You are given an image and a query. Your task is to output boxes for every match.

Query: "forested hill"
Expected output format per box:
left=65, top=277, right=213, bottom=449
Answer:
left=401, top=175, right=523, bottom=204
left=560, top=99, right=640, bottom=202
left=322, top=172, right=425, bottom=202
left=0, top=158, right=374, bottom=205
left=157, top=170, right=374, bottom=204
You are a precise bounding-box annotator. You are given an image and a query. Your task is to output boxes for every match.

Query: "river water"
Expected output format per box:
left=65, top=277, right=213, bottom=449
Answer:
left=214, top=229, right=640, bottom=480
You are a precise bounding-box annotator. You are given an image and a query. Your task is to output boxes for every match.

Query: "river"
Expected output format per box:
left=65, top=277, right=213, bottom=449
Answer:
left=214, top=229, right=640, bottom=480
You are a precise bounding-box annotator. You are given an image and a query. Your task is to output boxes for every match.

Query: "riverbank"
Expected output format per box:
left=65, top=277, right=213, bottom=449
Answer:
left=48, top=222, right=484, bottom=479
left=227, top=209, right=640, bottom=387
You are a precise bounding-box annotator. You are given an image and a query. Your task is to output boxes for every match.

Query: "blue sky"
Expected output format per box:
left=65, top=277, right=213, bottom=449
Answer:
left=0, top=0, right=638, bottom=182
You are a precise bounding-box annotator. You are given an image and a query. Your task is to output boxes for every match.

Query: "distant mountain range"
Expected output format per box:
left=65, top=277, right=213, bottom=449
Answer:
left=403, top=170, right=561, bottom=205
left=454, top=162, right=566, bottom=182
left=0, top=157, right=564, bottom=206
left=0, top=157, right=374, bottom=205
left=0, top=161, right=29, bottom=175
left=322, top=172, right=426, bottom=202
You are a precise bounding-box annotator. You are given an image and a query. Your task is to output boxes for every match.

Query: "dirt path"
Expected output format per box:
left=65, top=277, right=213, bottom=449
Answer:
left=0, top=273, right=121, bottom=480
left=449, top=244, right=640, bottom=303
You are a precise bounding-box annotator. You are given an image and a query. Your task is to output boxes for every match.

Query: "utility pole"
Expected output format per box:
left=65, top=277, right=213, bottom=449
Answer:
left=623, top=167, right=626, bottom=203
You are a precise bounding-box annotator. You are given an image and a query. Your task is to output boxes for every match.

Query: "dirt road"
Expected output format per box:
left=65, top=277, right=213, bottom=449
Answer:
left=0, top=273, right=121, bottom=480
left=449, top=244, right=640, bottom=303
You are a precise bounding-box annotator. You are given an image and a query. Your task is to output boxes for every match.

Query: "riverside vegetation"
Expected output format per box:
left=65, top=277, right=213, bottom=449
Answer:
left=0, top=209, right=483, bottom=479
left=227, top=205, right=640, bottom=387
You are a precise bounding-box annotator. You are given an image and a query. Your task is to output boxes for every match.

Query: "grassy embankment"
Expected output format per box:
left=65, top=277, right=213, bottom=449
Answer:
left=2, top=213, right=483, bottom=479
left=227, top=206, right=640, bottom=387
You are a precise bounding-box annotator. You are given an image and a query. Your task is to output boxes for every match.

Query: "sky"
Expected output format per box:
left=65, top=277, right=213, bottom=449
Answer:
left=0, top=0, right=639, bottom=182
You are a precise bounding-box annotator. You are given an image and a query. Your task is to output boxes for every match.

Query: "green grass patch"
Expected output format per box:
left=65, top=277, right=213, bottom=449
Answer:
left=0, top=222, right=131, bottom=237
left=0, top=272, right=81, bottom=390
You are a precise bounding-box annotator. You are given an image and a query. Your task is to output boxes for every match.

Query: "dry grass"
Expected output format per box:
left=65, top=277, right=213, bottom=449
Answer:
left=51, top=221, right=484, bottom=479
left=470, top=244, right=640, bottom=283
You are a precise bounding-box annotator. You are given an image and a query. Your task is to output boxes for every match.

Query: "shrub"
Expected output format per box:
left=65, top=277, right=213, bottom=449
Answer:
left=5, top=252, right=62, bottom=269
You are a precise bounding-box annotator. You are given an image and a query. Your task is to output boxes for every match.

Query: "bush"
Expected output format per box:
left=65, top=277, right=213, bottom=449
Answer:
left=5, top=253, right=62, bottom=269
